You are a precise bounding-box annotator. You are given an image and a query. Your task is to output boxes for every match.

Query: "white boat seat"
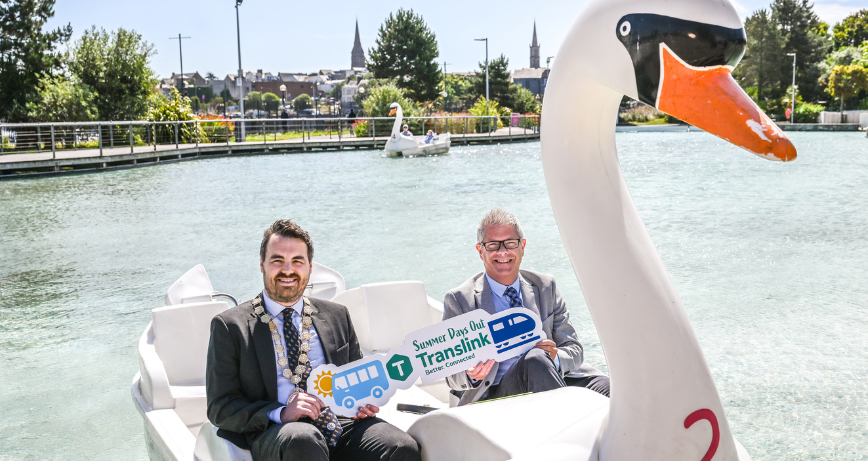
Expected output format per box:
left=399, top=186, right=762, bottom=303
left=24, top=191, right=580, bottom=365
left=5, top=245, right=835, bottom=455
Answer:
left=330, top=281, right=444, bottom=354
left=153, top=301, right=229, bottom=386
left=194, top=422, right=253, bottom=461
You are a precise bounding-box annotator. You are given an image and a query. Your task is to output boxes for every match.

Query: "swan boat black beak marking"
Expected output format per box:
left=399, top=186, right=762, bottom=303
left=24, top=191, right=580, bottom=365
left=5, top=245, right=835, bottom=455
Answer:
left=617, top=13, right=796, bottom=162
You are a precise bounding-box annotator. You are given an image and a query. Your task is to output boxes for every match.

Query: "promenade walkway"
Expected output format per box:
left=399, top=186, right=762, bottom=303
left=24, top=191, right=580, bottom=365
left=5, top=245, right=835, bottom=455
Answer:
left=0, top=127, right=538, bottom=179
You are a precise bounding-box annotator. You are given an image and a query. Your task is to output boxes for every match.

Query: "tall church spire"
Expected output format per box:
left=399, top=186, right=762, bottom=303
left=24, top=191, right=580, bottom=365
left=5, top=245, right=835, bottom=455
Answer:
left=530, top=21, right=540, bottom=69
left=351, top=19, right=365, bottom=68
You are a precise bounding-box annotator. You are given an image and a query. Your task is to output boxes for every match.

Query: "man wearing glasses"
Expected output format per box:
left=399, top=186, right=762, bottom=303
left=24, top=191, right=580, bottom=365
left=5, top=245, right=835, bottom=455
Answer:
left=443, top=208, right=610, bottom=406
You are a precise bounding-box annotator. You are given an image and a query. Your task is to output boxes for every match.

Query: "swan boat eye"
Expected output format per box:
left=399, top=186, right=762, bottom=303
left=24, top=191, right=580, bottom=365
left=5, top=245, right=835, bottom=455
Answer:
left=620, top=21, right=631, bottom=36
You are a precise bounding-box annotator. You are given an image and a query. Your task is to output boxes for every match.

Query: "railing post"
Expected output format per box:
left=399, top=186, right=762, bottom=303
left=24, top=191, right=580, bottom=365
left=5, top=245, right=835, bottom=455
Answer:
left=338, top=119, right=341, bottom=143
left=153, top=122, right=157, bottom=151
left=129, top=122, right=134, bottom=153
left=465, top=117, right=468, bottom=138
left=109, top=122, right=114, bottom=148
left=372, top=119, right=376, bottom=147
left=99, top=123, right=103, bottom=157
left=196, top=121, right=200, bottom=147
left=264, top=119, right=267, bottom=145
left=225, top=119, right=229, bottom=145
left=51, top=124, right=56, bottom=159
left=174, top=121, right=179, bottom=148
left=74, top=125, right=78, bottom=150
left=37, top=126, right=42, bottom=153
left=302, top=119, right=306, bottom=146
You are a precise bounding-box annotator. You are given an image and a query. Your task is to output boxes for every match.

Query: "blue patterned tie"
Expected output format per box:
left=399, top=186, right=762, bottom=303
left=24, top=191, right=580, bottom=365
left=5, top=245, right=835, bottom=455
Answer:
left=283, top=308, right=343, bottom=447
left=504, top=287, right=523, bottom=307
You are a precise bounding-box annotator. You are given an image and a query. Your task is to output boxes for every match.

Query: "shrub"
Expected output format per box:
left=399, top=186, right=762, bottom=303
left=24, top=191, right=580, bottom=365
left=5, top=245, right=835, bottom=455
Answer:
left=146, top=87, right=204, bottom=143
left=794, top=102, right=825, bottom=123
left=468, top=97, right=506, bottom=132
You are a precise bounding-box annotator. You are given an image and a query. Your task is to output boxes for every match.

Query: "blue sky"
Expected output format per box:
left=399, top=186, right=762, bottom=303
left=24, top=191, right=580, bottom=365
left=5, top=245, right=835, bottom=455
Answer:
left=47, top=0, right=868, bottom=79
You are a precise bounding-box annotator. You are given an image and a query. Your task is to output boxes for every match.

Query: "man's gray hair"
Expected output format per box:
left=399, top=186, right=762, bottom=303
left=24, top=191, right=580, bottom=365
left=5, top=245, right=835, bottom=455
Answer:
left=476, top=208, right=525, bottom=243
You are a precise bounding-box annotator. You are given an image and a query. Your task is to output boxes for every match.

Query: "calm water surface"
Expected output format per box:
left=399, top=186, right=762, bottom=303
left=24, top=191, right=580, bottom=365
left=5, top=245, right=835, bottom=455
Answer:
left=1, top=132, right=866, bottom=460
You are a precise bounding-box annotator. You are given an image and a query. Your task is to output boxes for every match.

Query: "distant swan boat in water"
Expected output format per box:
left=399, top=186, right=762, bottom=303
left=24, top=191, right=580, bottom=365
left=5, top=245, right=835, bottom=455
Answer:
left=383, top=102, right=451, bottom=157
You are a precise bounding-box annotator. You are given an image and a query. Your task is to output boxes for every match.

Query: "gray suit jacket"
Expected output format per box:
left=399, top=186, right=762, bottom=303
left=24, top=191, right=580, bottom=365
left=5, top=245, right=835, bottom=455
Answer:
left=443, top=270, right=602, bottom=406
left=205, top=295, right=362, bottom=449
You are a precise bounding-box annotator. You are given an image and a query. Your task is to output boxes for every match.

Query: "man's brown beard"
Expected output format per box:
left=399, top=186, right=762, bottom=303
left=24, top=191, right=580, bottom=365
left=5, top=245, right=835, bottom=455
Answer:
left=264, top=273, right=307, bottom=305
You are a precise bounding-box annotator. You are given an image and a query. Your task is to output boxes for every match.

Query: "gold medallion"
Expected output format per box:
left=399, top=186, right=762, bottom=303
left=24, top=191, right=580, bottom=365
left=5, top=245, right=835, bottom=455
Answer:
left=295, top=365, right=306, bottom=375
left=301, top=342, right=311, bottom=352
left=299, top=353, right=309, bottom=363
left=290, top=375, right=301, bottom=385
left=278, top=357, right=288, bottom=367
left=275, top=344, right=284, bottom=354
left=301, top=331, right=311, bottom=341
left=302, top=317, right=312, bottom=327
left=283, top=369, right=292, bottom=378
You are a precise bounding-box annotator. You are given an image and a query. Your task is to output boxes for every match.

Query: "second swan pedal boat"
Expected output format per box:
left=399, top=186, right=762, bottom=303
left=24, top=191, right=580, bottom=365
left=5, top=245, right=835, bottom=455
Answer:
left=384, top=103, right=451, bottom=157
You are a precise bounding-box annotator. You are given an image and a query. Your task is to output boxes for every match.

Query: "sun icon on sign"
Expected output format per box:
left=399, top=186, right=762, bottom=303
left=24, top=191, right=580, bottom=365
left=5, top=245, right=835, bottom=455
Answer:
left=313, top=370, right=334, bottom=398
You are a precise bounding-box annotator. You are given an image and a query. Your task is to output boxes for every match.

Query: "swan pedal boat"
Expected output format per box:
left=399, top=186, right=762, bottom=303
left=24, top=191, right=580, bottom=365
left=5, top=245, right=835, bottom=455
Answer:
left=132, top=263, right=607, bottom=461
left=134, top=0, right=800, bottom=458
left=384, top=102, right=451, bottom=157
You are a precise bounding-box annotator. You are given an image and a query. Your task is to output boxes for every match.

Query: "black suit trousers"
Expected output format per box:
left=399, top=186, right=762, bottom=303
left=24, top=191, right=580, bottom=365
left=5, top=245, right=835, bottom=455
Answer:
left=250, top=416, right=420, bottom=461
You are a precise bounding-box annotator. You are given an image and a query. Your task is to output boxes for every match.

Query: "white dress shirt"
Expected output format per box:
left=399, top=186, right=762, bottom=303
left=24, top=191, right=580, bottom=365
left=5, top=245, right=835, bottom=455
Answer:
left=484, top=273, right=560, bottom=385
left=262, top=292, right=326, bottom=423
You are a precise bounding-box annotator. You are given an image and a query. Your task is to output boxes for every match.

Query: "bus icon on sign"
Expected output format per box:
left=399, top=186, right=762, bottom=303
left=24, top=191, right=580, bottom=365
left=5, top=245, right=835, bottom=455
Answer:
left=489, top=312, right=541, bottom=354
left=333, top=361, right=389, bottom=409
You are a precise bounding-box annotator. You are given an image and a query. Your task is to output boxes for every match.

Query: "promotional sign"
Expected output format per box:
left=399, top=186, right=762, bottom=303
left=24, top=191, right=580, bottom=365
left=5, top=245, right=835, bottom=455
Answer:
left=308, top=309, right=544, bottom=416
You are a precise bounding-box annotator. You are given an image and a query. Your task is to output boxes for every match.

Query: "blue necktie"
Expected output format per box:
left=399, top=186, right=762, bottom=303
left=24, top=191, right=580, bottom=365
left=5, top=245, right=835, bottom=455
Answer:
left=283, top=308, right=343, bottom=447
left=504, top=286, right=523, bottom=307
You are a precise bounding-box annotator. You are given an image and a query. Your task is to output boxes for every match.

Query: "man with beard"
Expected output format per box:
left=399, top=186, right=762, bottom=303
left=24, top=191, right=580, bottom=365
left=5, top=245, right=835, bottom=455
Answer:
left=206, top=219, right=421, bottom=461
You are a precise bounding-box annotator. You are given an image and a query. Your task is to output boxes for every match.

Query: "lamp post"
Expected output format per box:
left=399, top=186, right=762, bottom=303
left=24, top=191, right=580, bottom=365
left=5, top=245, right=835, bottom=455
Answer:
left=280, top=84, right=286, bottom=108
left=475, top=38, right=489, bottom=130
left=786, top=52, right=796, bottom=124
left=169, top=34, right=191, bottom=95
left=235, top=0, right=246, bottom=141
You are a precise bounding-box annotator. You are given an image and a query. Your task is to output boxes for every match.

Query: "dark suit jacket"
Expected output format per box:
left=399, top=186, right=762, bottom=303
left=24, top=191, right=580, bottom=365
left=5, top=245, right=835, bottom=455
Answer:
left=206, top=295, right=363, bottom=448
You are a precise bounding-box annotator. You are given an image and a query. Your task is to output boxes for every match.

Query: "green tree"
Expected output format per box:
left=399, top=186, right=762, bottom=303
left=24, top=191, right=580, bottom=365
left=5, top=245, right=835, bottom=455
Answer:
left=443, top=74, right=474, bottom=112
left=734, top=9, right=785, bottom=101
left=825, top=64, right=868, bottom=113
left=0, top=0, right=72, bottom=122
left=506, top=84, right=541, bottom=114
left=819, top=46, right=864, bottom=83
left=833, top=10, right=868, bottom=49
left=262, top=92, right=280, bottom=116
left=361, top=82, right=418, bottom=117
left=244, top=91, right=262, bottom=115
left=367, top=8, right=441, bottom=102
left=68, top=26, right=156, bottom=121
left=772, top=0, right=832, bottom=102
left=473, top=54, right=511, bottom=106
left=293, top=94, right=312, bottom=112
left=205, top=71, right=217, bottom=80
left=25, top=74, right=98, bottom=122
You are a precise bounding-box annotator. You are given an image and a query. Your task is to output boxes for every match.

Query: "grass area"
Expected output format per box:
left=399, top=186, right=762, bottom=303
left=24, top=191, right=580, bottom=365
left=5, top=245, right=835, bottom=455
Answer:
left=241, top=130, right=352, bottom=142
left=632, top=118, right=672, bottom=125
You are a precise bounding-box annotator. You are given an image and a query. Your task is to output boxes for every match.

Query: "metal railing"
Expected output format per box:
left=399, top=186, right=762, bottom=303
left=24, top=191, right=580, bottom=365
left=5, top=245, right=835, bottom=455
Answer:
left=0, top=115, right=541, bottom=157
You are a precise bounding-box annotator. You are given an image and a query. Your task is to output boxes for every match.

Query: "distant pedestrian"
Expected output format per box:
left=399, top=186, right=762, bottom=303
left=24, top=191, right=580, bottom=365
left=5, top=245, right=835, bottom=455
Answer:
left=348, top=109, right=356, bottom=124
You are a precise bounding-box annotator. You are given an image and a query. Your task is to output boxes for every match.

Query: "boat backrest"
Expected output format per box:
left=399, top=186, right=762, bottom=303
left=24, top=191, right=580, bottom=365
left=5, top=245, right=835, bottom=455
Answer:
left=165, top=264, right=215, bottom=306
left=306, top=262, right=346, bottom=300
left=331, top=281, right=442, bottom=353
left=152, top=301, right=229, bottom=386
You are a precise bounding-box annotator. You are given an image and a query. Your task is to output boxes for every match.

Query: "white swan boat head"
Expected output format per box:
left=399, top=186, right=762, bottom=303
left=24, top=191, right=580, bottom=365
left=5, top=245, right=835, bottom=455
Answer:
left=538, top=0, right=796, bottom=459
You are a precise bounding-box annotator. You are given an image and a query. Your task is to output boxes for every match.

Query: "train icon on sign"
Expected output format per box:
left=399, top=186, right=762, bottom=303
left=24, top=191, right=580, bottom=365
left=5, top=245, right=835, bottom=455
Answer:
left=489, top=312, right=541, bottom=354
left=333, top=360, right=389, bottom=409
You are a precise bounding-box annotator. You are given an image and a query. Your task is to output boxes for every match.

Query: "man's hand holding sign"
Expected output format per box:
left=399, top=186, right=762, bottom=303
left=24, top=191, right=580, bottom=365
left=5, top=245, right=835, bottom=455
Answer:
left=307, top=308, right=545, bottom=416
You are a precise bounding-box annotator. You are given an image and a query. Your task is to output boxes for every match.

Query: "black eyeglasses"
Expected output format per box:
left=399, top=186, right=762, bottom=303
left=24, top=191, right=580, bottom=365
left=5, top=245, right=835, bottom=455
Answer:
left=479, top=239, right=522, bottom=252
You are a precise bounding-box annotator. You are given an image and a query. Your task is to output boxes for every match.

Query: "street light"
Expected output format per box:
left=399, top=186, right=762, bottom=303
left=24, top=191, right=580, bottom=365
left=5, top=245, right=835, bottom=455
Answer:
left=279, top=84, right=286, bottom=109
left=475, top=38, right=489, bottom=130
left=546, top=56, right=555, bottom=70
left=235, top=0, right=246, bottom=141
left=787, top=52, right=796, bottom=124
